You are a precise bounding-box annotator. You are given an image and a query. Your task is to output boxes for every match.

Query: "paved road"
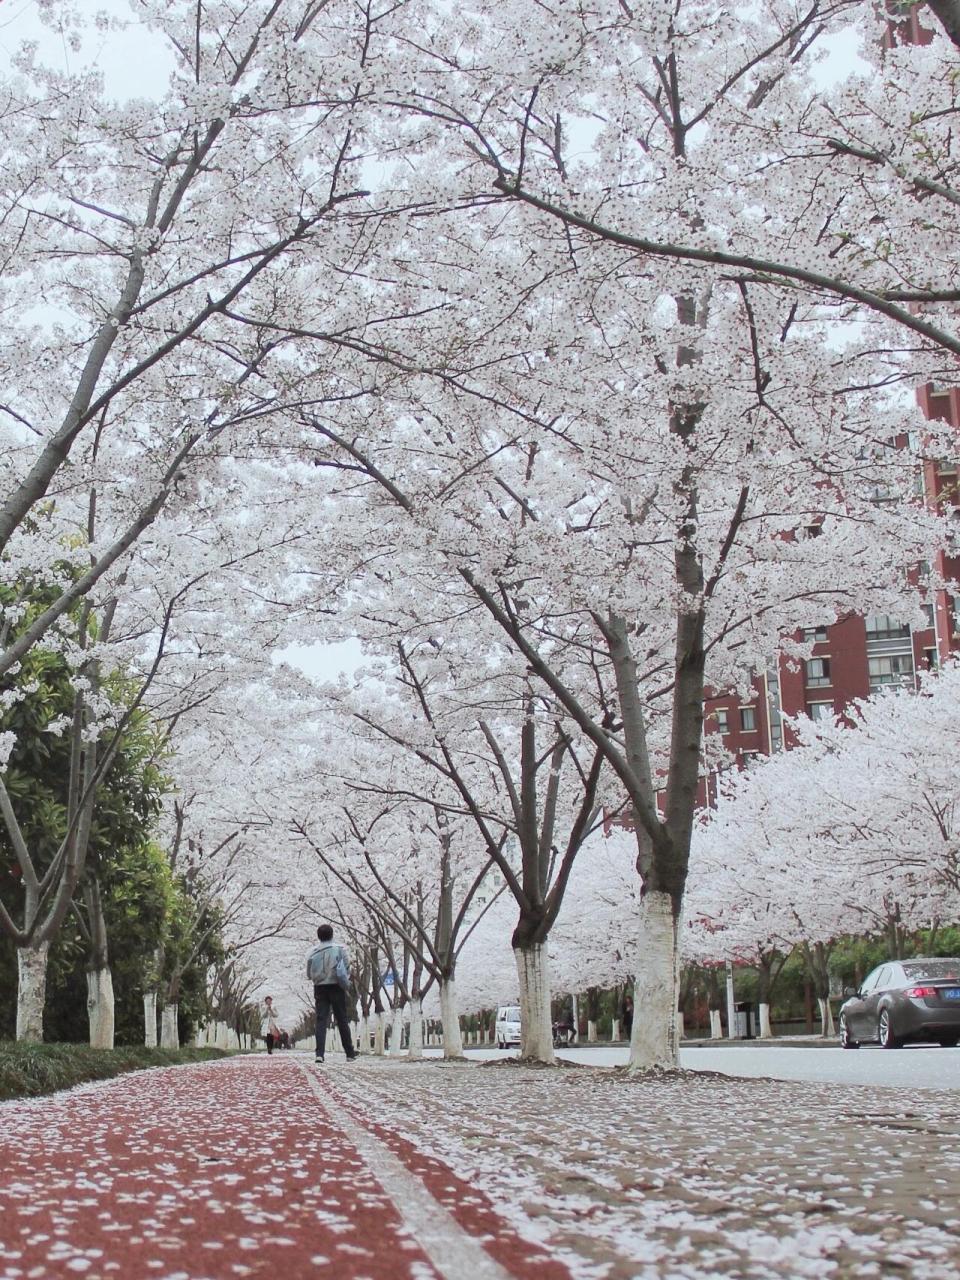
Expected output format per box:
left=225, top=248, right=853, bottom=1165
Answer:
left=446, top=1041, right=960, bottom=1089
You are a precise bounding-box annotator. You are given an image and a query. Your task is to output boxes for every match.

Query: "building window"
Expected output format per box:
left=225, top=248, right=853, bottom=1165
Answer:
left=739, top=707, right=757, bottom=732
left=802, top=626, right=828, bottom=643
left=740, top=750, right=760, bottom=766
left=920, top=602, right=935, bottom=629
left=869, top=484, right=900, bottom=507
left=865, top=615, right=911, bottom=640
left=712, top=709, right=729, bottom=734
left=924, top=648, right=939, bottom=671
left=804, top=657, right=831, bottom=688
left=807, top=702, right=833, bottom=723
left=868, top=653, right=914, bottom=689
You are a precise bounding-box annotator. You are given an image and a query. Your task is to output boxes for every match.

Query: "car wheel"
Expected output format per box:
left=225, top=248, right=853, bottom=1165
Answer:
left=878, top=1009, right=901, bottom=1049
left=839, top=1015, right=859, bottom=1049
left=937, top=1034, right=959, bottom=1048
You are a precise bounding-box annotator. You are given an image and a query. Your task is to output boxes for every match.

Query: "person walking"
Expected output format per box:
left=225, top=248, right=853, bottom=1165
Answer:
left=621, top=994, right=634, bottom=1040
left=306, top=924, right=358, bottom=1064
left=261, top=995, right=281, bottom=1054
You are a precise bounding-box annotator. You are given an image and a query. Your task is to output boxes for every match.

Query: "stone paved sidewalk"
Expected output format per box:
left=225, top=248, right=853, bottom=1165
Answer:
left=324, top=1056, right=960, bottom=1280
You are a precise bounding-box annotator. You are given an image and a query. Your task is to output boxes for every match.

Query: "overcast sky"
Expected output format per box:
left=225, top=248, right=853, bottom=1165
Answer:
left=0, top=0, right=172, bottom=97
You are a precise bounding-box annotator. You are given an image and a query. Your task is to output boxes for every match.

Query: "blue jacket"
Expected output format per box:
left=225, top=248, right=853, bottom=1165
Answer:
left=307, top=942, right=349, bottom=986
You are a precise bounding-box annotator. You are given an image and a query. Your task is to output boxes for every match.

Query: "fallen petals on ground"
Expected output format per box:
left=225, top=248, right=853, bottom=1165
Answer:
left=325, top=1056, right=960, bottom=1280
left=2, top=1053, right=957, bottom=1280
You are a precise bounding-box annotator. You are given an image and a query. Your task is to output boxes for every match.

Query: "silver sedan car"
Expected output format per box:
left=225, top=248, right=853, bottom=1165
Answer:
left=839, top=958, right=960, bottom=1049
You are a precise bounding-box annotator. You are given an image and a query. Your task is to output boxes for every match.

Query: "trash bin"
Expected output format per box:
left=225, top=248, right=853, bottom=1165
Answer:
left=733, top=1001, right=755, bottom=1039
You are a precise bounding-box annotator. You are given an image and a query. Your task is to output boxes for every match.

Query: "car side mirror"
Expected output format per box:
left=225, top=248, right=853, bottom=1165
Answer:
left=842, top=986, right=858, bottom=999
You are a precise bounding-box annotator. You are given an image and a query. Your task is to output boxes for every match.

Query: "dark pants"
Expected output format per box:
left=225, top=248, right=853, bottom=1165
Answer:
left=265, top=1033, right=275, bottom=1055
left=314, top=983, right=354, bottom=1057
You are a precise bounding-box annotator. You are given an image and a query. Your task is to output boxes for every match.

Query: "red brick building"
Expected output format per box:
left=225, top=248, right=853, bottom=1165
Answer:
left=704, top=384, right=960, bottom=779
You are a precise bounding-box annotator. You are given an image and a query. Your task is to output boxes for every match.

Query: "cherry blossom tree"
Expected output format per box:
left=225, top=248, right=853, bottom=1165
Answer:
left=245, top=0, right=955, bottom=1069
left=0, top=0, right=436, bottom=681
left=308, top=637, right=611, bottom=1062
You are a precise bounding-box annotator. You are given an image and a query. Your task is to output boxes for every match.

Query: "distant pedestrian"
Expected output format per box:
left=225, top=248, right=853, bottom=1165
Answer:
left=261, top=996, right=281, bottom=1054
left=621, top=994, right=634, bottom=1040
left=306, top=925, right=358, bottom=1064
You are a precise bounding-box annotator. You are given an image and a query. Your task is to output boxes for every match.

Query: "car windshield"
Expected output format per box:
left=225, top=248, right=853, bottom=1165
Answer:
left=501, top=1007, right=520, bottom=1021
left=901, top=959, right=960, bottom=981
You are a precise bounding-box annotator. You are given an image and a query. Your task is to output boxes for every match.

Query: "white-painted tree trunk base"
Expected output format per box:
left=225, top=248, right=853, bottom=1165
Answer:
left=160, top=1003, right=179, bottom=1049
left=818, top=996, right=835, bottom=1038
left=628, top=891, right=681, bottom=1070
left=17, top=943, right=50, bottom=1043
left=758, top=1002, right=774, bottom=1038
left=439, top=978, right=464, bottom=1059
left=373, top=1013, right=385, bottom=1056
left=358, top=1016, right=369, bottom=1054
left=194, top=1027, right=207, bottom=1048
left=514, top=943, right=555, bottom=1064
left=86, top=967, right=115, bottom=1049
left=216, top=1020, right=231, bottom=1050
left=587, top=1019, right=597, bottom=1043
left=611, top=1017, right=621, bottom=1042
left=408, top=1001, right=424, bottom=1059
left=710, top=1009, right=723, bottom=1039
left=143, top=991, right=158, bottom=1047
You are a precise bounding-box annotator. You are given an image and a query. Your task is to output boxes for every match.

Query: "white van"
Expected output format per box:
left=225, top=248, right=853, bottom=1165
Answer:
left=495, top=1005, right=521, bottom=1049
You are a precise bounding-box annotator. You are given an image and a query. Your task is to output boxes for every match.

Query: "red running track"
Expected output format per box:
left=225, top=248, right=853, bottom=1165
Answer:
left=0, top=1055, right=571, bottom=1280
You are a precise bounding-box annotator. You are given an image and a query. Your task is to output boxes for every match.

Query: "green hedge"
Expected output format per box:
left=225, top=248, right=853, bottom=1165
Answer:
left=0, top=1041, right=230, bottom=1102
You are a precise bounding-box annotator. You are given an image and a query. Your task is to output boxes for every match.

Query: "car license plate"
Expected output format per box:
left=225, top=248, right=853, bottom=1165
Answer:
left=942, top=989, right=960, bottom=1000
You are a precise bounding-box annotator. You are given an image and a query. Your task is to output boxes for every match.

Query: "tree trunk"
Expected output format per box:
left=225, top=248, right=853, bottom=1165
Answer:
left=373, top=1011, right=386, bottom=1056
left=758, top=1002, right=774, bottom=1038
left=439, top=976, right=464, bottom=1059
left=407, top=999, right=424, bottom=1059
left=143, top=991, right=159, bottom=1047
left=160, top=1002, right=179, bottom=1049
left=587, top=1019, right=597, bottom=1043
left=710, top=1008, right=723, bottom=1038
left=817, top=996, right=835, bottom=1038
left=16, top=941, right=50, bottom=1042
left=628, top=890, right=680, bottom=1070
left=358, top=1014, right=369, bottom=1054
left=611, top=1017, right=621, bottom=1042
left=86, top=967, right=115, bottom=1049
left=514, top=943, right=555, bottom=1063
left=82, top=875, right=114, bottom=1048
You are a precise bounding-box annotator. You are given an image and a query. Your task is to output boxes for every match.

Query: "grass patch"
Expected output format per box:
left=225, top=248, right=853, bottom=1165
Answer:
left=0, top=1041, right=230, bottom=1102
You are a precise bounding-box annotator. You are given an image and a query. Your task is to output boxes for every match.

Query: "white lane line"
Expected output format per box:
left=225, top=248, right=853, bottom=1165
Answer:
left=300, top=1064, right=513, bottom=1280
